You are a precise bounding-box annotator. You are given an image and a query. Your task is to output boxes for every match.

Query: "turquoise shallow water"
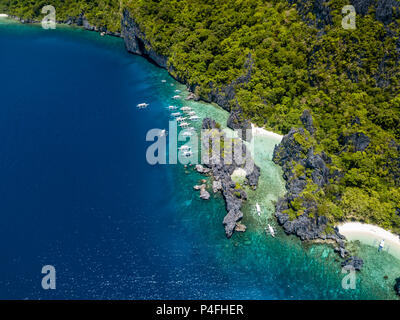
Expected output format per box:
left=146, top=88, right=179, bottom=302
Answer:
left=0, top=18, right=399, bottom=299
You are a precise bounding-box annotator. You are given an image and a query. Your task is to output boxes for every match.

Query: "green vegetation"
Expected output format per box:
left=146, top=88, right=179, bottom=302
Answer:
left=1, top=0, right=400, bottom=232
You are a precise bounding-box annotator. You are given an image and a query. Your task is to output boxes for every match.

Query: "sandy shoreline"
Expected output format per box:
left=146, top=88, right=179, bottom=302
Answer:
left=338, top=222, right=400, bottom=260
left=0, top=14, right=9, bottom=18
left=251, top=123, right=283, bottom=140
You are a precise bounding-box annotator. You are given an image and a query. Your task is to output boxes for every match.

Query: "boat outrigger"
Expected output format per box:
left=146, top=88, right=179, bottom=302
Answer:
left=189, top=115, right=200, bottom=121
left=256, top=203, right=261, bottom=216
left=137, top=103, right=149, bottom=108
left=168, top=105, right=177, bottom=110
left=171, top=112, right=181, bottom=117
left=178, top=145, right=191, bottom=152
left=173, top=95, right=181, bottom=99
left=179, top=122, right=190, bottom=128
left=180, top=106, right=191, bottom=112
left=182, top=131, right=193, bottom=137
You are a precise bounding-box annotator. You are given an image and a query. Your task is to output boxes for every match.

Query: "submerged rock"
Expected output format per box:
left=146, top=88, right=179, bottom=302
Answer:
left=195, top=164, right=210, bottom=174
left=235, top=222, right=247, bottom=233
left=341, top=256, right=364, bottom=271
left=199, top=186, right=210, bottom=200
left=395, top=278, right=400, bottom=296
left=334, top=246, right=349, bottom=259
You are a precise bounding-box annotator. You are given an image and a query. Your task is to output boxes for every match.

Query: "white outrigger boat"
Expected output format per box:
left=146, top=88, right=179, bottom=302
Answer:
left=267, top=224, right=276, bottom=237
left=188, top=111, right=196, bottom=116
left=179, top=145, right=191, bottom=152
left=171, top=112, right=181, bottom=117
left=137, top=103, right=149, bottom=108
left=179, top=122, right=190, bottom=128
left=161, top=80, right=167, bottom=83
left=167, top=105, right=177, bottom=110
left=176, top=116, right=187, bottom=122
left=180, top=106, right=191, bottom=112
left=189, top=115, right=200, bottom=121
left=256, top=203, right=261, bottom=216
left=182, top=131, right=193, bottom=137
left=173, top=95, right=181, bottom=99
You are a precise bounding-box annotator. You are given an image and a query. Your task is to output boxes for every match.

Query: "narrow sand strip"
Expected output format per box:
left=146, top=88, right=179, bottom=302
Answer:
left=0, top=14, right=9, bottom=18
left=338, top=222, right=400, bottom=260
left=251, top=123, right=283, bottom=140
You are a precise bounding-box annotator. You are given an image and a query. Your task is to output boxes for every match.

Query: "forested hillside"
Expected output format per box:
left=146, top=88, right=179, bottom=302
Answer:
left=2, top=0, right=400, bottom=234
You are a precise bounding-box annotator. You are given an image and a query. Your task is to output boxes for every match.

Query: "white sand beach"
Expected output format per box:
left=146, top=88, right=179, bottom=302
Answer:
left=251, top=123, right=283, bottom=140
left=338, top=222, right=400, bottom=260
left=0, top=14, right=9, bottom=18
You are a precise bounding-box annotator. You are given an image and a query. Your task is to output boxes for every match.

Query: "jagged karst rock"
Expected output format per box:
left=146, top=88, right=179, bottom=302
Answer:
left=197, top=117, right=260, bottom=238
left=121, top=9, right=168, bottom=68
left=341, top=256, right=364, bottom=271
left=300, top=109, right=315, bottom=135
left=288, top=0, right=332, bottom=28
left=223, top=209, right=243, bottom=238
left=227, top=103, right=253, bottom=141
left=207, top=53, right=253, bottom=112
left=334, top=246, right=349, bottom=259
left=338, top=132, right=370, bottom=152
left=272, top=125, right=345, bottom=245
left=212, top=180, right=222, bottom=193
left=351, top=0, right=400, bottom=24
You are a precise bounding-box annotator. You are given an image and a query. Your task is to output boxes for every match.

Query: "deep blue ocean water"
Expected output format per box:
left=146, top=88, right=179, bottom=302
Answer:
left=0, top=20, right=399, bottom=299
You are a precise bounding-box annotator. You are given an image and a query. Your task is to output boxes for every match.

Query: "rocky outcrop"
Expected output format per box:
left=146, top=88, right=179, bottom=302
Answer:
left=272, top=124, right=345, bottom=247
left=207, top=53, right=254, bottom=111
left=195, top=164, right=210, bottom=174
left=338, top=132, right=370, bottom=152
left=227, top=102, right=253, bottom=142
left=212, top=180, right=222, bottom=193
left=351, top=0, right=400, bottom=24
left=300, top=109, right=315, bottom=135
left=288, top=0, right=332, bottom=28
left=341, top=256, right=364, bottom=271
left=199, top=185, right=211, bottom=200
left=334, top=246, right=349, bottom=259
left=121, top=9, right=168, bottom=68
left=199, top=118, right=260, bottom=238
left=235, top=222, right=247, bottom=232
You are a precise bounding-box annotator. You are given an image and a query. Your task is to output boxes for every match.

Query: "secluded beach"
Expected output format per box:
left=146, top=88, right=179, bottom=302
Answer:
left=251, top=123, right=283, bottom=140
left=338, top=222, right=400, bottom=260
left=0, top=14, right=9, bottom=17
